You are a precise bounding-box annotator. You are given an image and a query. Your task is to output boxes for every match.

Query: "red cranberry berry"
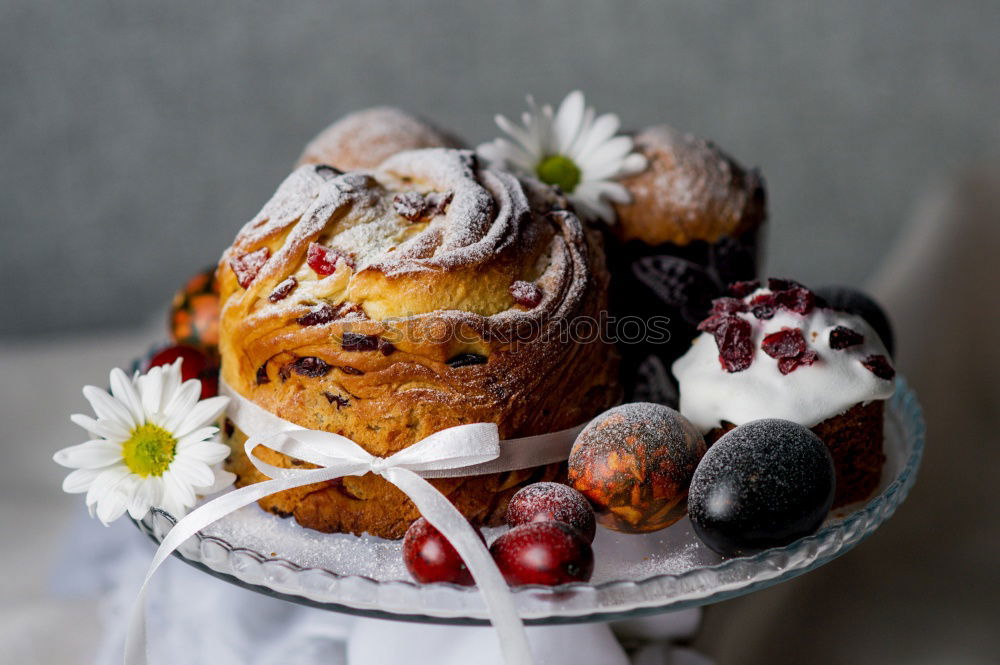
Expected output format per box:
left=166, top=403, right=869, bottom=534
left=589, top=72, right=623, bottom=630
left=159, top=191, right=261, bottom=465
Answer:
left=505, top=482, right=596, bottom=543
left=749, top=292, right=777, bottom=319
left=147, top=345, right=218, bottom=398
left=710, top=297, right=749, bottom=315
left=774, top=286, right=816, bottom=315
left=229, top=247, right=270, bottom=288
left=296, top=304, right=339, bottom=326
left=402, top=517, right=482, bottom=586
left=307, top=243, right=343, bottom=276
left=489, top=522, right=594, bottom=586
left=767, top=278, right=804, bottom=292
left=728, top=280, right=760, bottom=298
left=777, top=349, right=819, bottom=375
left=828, top=325, right=864, bottom=350
left=761, top=328, right=807, bottom=359
left=268, top=277, right=297, bottom=303
left=709, top=316, right=754, bottom=372
left=861, top=354, right=895, bottom=381
left=509, top=281, right=543, bottom=308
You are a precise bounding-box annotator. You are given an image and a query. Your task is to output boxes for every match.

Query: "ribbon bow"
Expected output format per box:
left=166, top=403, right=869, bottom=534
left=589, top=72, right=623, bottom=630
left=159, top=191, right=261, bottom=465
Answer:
left=125, top=422, right=536, bottom=665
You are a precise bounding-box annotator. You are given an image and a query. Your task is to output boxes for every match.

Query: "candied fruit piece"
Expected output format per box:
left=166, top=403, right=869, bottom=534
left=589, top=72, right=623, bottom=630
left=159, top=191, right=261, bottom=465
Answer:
left=296, top=304, right=339, bottom=326
left=341, top=332, right=380, bottom=351
left=774, top=286, right=816, bottom=315
left=446, top=353, right=487, bottom=368
left=861, top=354, right=895, bottom=380
left=767, top=278, right=804, bottom=292
left=829, top=326, right=864, bottom=349
left=307, top=242, right=351, bottom=276
left=229, top=247, right=270, bottom=288
left=749, top=292, right=777, bottom=319
left=289, top=356, right=332, bottom=378
left=323, top=392, right=350, bottom=409
left=762, top=328, right=807, bottom=359
left=711, top=297, right=749, bottom=315
left=710, top=316, right=754, bottom=372
left=510, top=280, right=543, bottom=308
left=777, top=349, right=819, bottom=375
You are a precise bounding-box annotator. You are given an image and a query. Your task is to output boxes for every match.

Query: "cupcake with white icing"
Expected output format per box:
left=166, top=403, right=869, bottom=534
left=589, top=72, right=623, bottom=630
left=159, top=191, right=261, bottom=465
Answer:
left=672, top=278, right=896, bottom=507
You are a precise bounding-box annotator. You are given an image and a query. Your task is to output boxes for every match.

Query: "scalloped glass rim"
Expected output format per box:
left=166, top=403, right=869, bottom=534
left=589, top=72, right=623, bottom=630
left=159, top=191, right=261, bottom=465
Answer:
left=134, top=376, right=924, bottom=625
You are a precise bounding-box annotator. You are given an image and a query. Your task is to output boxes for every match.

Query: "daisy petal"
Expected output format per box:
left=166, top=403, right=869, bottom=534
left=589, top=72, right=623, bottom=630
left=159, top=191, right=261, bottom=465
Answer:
left=176, top=427, right=219, bottom=449
left=96, top=491, right=129, bottom=525
left=169, top=457, right=215, bottom=488
left=621, top=152, right=648, bottom=175
left=53, top=440, right=124, bottom=469
left=553, top=91, right=586, bottom=152
left=62, top=468, right=102, bottom=493
left=196, top=468, right=237, bottom=496
left=572, top=113, right=621, bottom=161
left=582, top=136, right=635, bottom=177
left=85, top=466, right=131, bottom=508
left=179, top=440, right=230, bottom=465
left=127, top=477, right=161, bottom=520
left=162, top=469, right=197, bottom=508
left=70, top=413, right=129, bottom=441
left=83, top=385, right=136, bottom=430
left=110, top=368, right=145, bottom=426
left=137, top=370, right=164, bottom=418
left=174, top=396, right=229, bottom=439
left=159, top=380, right=203, bottom=431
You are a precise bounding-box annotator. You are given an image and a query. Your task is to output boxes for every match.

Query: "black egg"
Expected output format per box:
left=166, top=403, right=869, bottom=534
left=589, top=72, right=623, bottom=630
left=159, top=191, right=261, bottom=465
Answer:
left=815, top=286, right=894, bottom=356
left=689, top=419, right=835, bottom=557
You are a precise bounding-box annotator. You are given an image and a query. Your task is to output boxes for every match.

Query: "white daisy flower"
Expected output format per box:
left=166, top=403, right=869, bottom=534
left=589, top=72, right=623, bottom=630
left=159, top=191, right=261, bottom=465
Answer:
left=477, top=90, right=647, bottom=223
left=54, top=359, right=234, bottom=525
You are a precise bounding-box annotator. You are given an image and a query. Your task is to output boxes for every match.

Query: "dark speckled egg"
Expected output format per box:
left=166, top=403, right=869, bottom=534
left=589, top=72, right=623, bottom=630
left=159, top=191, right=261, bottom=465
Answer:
left=688, top=419, right=836, bottom=557
left=568, top=403, right=706, bottom=533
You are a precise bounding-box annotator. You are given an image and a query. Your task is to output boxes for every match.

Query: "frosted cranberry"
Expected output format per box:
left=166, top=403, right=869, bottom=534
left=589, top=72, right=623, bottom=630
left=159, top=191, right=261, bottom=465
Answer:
left=307, top=243, right=341, bottom=276
left=829, top=326, right=864, bottom=349
left=861, top=354, right=895, bottom=380
left=147, top=345, right=217, bottom=398
left=341, top=332, right=380, bottom=351
left=510, top=281, right=543, bottom=308
left=703, top=316, right=754, bottom=372
left=403, top=517, right=480, bottom=586
left=229, top=247, right=270, bottom=288
left=762, top=328, right=807, bottom=359
left=288, top=356, right=332, bottom=378
left=268, top=277, right=297, bottom=303
left=774, top=286, right=815, bottom=315
left=711, top=297, right=749, bottom=315
left=767, top=278, right=804, bottom=292
left=490, top=522, right=594, bottom=586
left=728, top=280, right=760, bottom=298
left=505, top=482, right=596, bottom=543
left=296, top=304, right=339, bottom=326
left=778, top=350, right=819, bottom=375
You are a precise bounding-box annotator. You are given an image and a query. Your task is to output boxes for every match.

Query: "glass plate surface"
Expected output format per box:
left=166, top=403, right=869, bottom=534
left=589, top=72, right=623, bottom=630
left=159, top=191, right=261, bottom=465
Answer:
left=135, top=377, right=924, bottom=625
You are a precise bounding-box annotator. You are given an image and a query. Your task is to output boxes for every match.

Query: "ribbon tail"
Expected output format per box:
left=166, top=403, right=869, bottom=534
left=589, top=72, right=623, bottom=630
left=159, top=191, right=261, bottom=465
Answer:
left=384, top=468, right=534, bottom=665
left=124, top=468, right=351, bottom=665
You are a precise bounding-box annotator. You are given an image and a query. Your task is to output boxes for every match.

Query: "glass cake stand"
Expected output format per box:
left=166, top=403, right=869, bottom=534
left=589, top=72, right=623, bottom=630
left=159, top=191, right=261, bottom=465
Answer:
left=134, top=377, right=924, bottom=626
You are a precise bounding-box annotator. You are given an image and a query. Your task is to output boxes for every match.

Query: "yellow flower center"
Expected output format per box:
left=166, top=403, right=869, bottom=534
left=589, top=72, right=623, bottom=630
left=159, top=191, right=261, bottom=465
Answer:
left=536, top=154, right=582, bottom=193
left=122, top=423, right=177, bottom=477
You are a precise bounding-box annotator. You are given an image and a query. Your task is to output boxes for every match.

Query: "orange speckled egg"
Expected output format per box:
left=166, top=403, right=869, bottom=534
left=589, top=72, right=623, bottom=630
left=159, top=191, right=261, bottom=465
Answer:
left=169, top=266, right=221, bottom=350
left=568, top=403, right=706, bottom=533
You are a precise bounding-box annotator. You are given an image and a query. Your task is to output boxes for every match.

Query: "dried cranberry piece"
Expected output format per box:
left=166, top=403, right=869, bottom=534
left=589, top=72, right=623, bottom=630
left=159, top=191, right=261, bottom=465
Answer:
left=268, top=277, right=297, bottom=303
left=777, top=350, right=819, bottom=375
left=861, top=354, right=895, bottom=380
left=510, top=281, right=543, bottom=308
left=323, top=391, right=350, bottom=409
left=255, top=364, right=270, bottom=385
left=728, top=280, right=760, bottom=298
left=289, top=356, right=332, bottom=378
left=707, top=316, right=754, bottom=372
left=341, top=332, right=380, bottom=351
left=378, top=338, right=396, bottom=356
left=393, top=192, right=428, bottom=221
left=829, top=326, right=864, bottom=349
left=336, top=365, right=365, bottom=375
left=230, top=247, right=270, bottom=288
left=307, top=242, right=350, bottom=276
left=223, top=419, right=235, bottom=438
left=697, top=314, right=726, bottom=334
left=426, top=191, right=454, bottom=216
left=774, top=286, right=815, bottom=315
left=761, top=328, right=807, bottom=359
left=296, top=304, right=339, bottom=326
left=767, top=278, right=804, bottom=292
left=711, top=297, right=749, bottom=315
left=749, top=293, right=777, bottom=319
left=446, top=353, right=488, bottom=368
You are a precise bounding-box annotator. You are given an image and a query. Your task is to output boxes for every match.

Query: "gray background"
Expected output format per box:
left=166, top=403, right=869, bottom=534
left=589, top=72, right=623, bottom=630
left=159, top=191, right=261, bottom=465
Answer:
left=2, top=1, right=998, bottom=337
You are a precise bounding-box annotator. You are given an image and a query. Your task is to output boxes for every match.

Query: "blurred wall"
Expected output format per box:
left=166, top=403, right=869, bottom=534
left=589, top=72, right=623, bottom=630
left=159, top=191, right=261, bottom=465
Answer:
left=2, top=1, right=998, bottom=337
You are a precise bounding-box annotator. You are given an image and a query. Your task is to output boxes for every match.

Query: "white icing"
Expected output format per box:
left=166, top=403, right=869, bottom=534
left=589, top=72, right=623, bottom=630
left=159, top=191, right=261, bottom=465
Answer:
left=672, top=289, right=895, bottom=431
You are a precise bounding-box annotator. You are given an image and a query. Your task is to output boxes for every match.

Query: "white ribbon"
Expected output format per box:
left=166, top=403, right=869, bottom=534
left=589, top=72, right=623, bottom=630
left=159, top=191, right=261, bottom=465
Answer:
left=125, top=381, right=587, bottom=665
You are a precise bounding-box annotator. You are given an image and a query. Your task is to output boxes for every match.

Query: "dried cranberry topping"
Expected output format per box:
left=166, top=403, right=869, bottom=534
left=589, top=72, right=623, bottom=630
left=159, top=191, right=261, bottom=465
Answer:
left=711, top=297, right=749, bottom=315
left=829, top=326, right=864, bottom=349
left=510, top=281, right=543, bottom=308
left=393, top=192, right=427, bottom=221
left=307, top=243, right=344, bottom=276
left=749, top=293, right=777, bottom=319
left=289, top=356, right=332, bottom=378
left=323, top=391, right=350, bottom=409
left=341, top=332, right=380, bottom=351
left=777, top=349, right=819, bottom=375
left=446, top=353, right=488, bottom=368
left=426, top=191, right=454, bottom=216
left=296, top=304, right=339, bottom=326
left=861, top=354, right=895, bottom=380
left=255, top=364, right=270, bottom=385
left=728, top=280, right=760, bottom=298
left=761, top=328, right=807, bottom=359
left=229, top=247, right=270, bottom=288
left=705, top=316, right=754, bottom=372
left=767, top=278, right=804, bottom=292
left=268, top=277, right=297, bottom=303
left=378, top=338, right=396, bottom=356
left=774, top=286, right=816, bottom=315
